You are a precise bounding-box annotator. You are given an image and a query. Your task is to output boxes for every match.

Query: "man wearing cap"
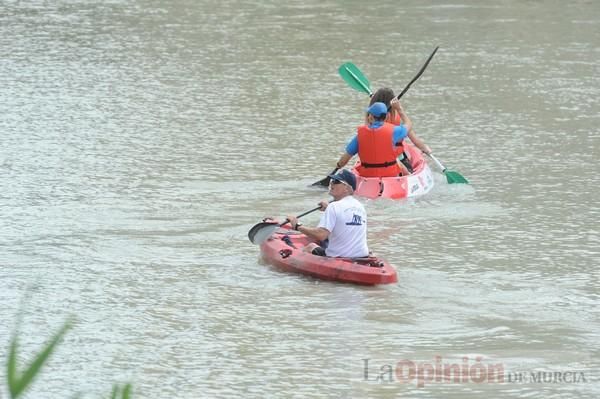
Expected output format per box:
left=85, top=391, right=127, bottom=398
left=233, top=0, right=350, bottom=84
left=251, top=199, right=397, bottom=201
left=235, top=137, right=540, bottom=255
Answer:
left=287, top=169, right=369, bottom=258
left=334, top=101, right=413, bottom=177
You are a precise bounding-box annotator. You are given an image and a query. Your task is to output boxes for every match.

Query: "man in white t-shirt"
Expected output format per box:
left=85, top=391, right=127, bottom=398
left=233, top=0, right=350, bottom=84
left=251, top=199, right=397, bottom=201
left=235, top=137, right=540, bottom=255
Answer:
left=287, top=169, right=369, bottom=258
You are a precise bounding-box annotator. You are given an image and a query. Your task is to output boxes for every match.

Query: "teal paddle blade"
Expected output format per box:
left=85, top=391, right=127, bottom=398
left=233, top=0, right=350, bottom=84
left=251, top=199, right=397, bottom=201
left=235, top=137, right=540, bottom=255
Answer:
left=427, top=154, right=469, bottom=185
left=338, top=62, right=372, bottom=95
left=445, top=170, right=469, bottom=184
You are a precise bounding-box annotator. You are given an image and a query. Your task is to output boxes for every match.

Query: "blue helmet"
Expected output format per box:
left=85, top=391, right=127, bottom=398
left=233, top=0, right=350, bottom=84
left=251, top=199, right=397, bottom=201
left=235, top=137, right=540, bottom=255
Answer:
left=365, top=102, right=388, bottom=117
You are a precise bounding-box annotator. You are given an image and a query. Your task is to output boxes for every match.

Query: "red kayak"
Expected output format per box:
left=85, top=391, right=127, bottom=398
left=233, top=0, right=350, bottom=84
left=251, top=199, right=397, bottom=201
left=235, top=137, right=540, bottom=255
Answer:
left=260, top=228, right=397, bottom=285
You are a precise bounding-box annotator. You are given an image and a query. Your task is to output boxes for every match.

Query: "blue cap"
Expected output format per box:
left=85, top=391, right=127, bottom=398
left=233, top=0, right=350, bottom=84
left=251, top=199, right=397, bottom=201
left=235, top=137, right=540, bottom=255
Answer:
left=329, top=169, right=356, bottom=190
left=365, top=102, right=388, bottom=117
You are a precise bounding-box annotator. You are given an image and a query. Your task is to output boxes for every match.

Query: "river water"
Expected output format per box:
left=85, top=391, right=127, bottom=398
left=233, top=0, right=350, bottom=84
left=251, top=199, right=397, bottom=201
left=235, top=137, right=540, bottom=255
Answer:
left=1, top=0, right=598, bottom=398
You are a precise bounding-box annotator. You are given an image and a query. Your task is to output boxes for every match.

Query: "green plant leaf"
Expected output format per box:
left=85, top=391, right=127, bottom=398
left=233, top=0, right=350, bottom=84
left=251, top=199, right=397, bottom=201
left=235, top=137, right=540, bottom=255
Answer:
left=110, top=384, right=119, bottom=399
left=7, top=319, right=72, bottom=398
left=121, top=383, right=132, bottom=399
left=7, top=334, right=20, bottom=397
left=109, top=383, right=132, bottom=399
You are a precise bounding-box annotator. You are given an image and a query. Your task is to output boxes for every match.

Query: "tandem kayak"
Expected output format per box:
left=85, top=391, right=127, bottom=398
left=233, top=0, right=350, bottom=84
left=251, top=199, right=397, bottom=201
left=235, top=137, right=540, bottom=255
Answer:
left=260, top=228, right=397, bottom=285
left=351, top=143, right=434, bottom=200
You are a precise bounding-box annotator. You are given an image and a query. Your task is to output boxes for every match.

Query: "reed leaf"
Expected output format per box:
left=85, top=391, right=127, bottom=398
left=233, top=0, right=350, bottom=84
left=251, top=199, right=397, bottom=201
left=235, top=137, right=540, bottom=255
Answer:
left=109, top=383, right=132, bottom=399
left=7, top=319, right=72, bottom=398
left=110, top=384, right=119, bottom=399
left=121, top=383, right=132, bottom=399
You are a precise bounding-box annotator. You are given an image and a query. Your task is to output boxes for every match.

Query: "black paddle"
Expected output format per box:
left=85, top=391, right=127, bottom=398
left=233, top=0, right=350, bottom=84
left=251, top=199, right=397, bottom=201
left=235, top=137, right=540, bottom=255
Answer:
left=248, top=206, right=321, bottom=245
left=310, top=167, right=339, bottom=188
left=394, top=46, right=439, bottom=101
left=311, top=47, right=439, bottom=187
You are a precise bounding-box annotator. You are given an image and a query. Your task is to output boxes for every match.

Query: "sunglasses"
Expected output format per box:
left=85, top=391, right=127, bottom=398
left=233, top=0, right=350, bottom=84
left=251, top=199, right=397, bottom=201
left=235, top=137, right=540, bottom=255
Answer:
left=330, top=179, right=350, bottom=188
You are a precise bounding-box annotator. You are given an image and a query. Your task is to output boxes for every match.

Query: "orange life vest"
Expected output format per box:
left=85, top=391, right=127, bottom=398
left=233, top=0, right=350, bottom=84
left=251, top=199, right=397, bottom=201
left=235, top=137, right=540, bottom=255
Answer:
left=356, top=123, right=401, bottom=177
left=386, top=111, right=405, bottom=156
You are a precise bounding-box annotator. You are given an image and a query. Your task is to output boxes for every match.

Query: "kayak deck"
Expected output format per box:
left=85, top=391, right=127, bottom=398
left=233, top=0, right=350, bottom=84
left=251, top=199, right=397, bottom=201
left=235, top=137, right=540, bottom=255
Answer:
left=260, top=229, right=397, bottom=285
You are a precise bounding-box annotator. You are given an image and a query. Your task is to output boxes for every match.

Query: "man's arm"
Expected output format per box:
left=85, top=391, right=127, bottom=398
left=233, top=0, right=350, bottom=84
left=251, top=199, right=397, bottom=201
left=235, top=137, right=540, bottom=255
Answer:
left=287, top=215, right=330, bottom=242
left=297, top=225, right=329, bottom=242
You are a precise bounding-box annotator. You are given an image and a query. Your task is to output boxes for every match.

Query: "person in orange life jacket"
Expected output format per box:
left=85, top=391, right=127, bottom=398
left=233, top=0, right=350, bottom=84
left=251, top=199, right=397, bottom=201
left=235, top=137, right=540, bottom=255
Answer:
left=369, top=88, right=432, bottom=174
left=334, top=102, right=412, bottom=177
left=287, top=169, right=369, bottom=258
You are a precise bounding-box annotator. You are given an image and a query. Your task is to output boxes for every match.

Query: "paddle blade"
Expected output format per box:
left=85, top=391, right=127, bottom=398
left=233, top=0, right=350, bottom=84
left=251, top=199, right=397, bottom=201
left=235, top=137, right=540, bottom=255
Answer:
left=248, top=222, right=280, bottom=245
left=310, top=167, right=339, bottom=188
left=445, top=170, right=469, bottom=184
left=311, top=176, right=331, bottom=187
left=338, top=63, right=372, bottom=95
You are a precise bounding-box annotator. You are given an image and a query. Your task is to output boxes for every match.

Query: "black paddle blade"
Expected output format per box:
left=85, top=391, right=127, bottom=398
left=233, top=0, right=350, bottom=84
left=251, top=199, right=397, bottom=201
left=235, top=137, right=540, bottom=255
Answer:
left=310, top=167, right=339, bottom=188
left=311, top=176, right=331, bottom=187
left=248, top=222, right=280, bottom=245
left=248, top=207, right=320, bottom=244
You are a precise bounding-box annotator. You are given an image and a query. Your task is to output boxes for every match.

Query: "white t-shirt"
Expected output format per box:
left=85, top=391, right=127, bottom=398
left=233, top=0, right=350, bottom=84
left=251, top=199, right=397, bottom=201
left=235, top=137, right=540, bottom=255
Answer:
left=318, top=195, right=369, bottom=258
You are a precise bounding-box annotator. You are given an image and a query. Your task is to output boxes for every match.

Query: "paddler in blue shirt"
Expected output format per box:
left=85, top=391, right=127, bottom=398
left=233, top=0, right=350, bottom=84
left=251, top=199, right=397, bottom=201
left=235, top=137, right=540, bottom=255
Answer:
left=334, top=102, right=412, bottom=177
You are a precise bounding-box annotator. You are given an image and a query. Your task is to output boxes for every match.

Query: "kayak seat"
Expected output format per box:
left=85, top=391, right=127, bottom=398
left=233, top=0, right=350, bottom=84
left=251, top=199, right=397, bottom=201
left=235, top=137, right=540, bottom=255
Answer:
left=399, top=155, right=414, bottom=174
